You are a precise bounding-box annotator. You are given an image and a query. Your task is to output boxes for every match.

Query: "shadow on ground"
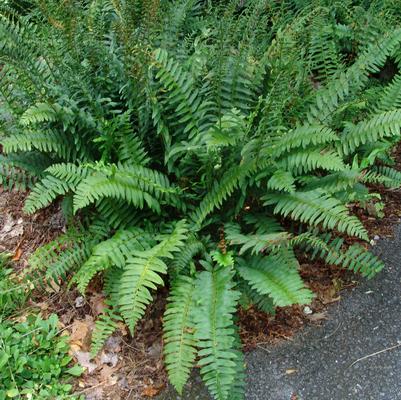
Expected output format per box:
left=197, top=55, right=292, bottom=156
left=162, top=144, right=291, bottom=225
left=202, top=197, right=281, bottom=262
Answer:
left=157, top=225, right=401, bottom=400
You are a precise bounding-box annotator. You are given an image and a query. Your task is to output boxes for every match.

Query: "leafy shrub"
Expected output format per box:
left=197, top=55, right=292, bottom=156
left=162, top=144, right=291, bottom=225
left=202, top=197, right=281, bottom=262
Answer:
left=1, top=1, right=401, bottom=398
left=0, top=314, right=82, bottom=399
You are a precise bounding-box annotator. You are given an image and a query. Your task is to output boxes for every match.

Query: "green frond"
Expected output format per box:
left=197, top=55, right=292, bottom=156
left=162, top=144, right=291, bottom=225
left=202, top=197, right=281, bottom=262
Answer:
left=278, top=149, right=345, bottom=175
left=169, top=237, right=205, bottom=276
left=193, top=265, right=240, bottom=400
left=264, top=190, right=368, bottom=240
left=190, top=163, right=252, bottom=229
left=272, top=125, right=339, bottom=158
left=73, top=163, right=179, bottom=214
left=293, top=232, right=384, bottom=278
left=44, top=239, right=93, bottom=284
left=368, top=166, right=401, bottom=188
left=24, top=175, right=74, bottom=214
left=46, top=163, right=91, bottom=185
left=307, top=28, right=401, bottom=123
left=341, top=110, right=401, bottom=155
left=302, top=169, right=361, bottom=193
left=27, top=227, right=94, bottom=285
left=91, top=304, right=122, bottom=356
left=225, top=223, right=289, bottom=255
left=163, top=275, right=198, bottom=394
left=152, top=48, right=205, bottom=140
left=375, top=73, right=401, bottom=112
left=1, top=130, right=75, bottom=160
left=226, top=325, right=246, bottom=400
left=20, top=102, right=60, bottom=126
left=116, top=130, right=150, bottom=166
left=24, top=162, right=89, bottom=215
left=0, top=161, right=35, bottom=190
left=118, top=220, right=188, bottom=333
left=237, top=253, right=314, bottom=307
left=238, top=280, right=276, bottom=314
left=267, top=170, right=296, bottom=193
left=72, top=228, right=152, bottom=294
left=95, top=199, right=142, bottom=229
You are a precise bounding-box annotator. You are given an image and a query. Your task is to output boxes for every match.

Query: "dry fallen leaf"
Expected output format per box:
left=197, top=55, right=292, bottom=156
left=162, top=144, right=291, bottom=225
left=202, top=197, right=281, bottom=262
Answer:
left=69, top=318, right=94, bottom=352
left=90, top=293, right=107, bottom=316
left=12, top=247, right=22, bottom=261
left=75, top=351, right=97, bottom=374
left=307, top=312, right=328, bottom=322
left=99, top=365, right=118, bottom=386
left=142, top=385, right=162, bottom=397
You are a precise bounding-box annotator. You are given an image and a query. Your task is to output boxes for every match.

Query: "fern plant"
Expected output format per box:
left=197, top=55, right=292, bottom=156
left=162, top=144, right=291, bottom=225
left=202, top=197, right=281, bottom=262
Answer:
left=2, top=1, right=401, bottom=399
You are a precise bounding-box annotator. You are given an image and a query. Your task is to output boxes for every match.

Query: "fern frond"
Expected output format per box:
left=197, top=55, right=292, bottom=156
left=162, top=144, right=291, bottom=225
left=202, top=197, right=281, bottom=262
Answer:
left=118, top=220, right=188, bottom=333
left=27, top=227, right=94, bottom=285
left=341, top=110, right=401, bottom=155
left=91, top=304, right=122, bottom=356
left=1, top=130, right=75, bottom=160
left=152, top=48, right=205, bottom=140
left=267, top=170, right=295, bottom=193
left=24, top=176, right=73, bottom=214
left=225, top=223, right=289, bottom=255
left=117, top=131, right=150, bottom=166
left=278, top=149, right=345, bottom=175
left=302, top=169, right=361, bottom=193
left=0, top=161, right=35, bottom=190
left=169, top=237, right=205, bottom=276
left=20, top=102, right=60, bottom=126
left=237, top=254, right=313, bottom=307
left=307, top=28, right=401, bottom=123
left=293, top=232, right=384, bottom=278
left=194, top=265, right=240, bottom=400
left=272, top=125, right=339, bottom=158
left=73, top=228, right=152, bottom=294
left=190, top=162, right=252, bottom=229
left=163, top=275, right=197, bottom=394
left=95, top=199, right=142, bottom=229
left=226, top=325, right=246, bottom=400
left=73, top=163, right=179, bottom=213
left=264, top=190, right=368, bottom=240
left=46, top=163, right=91, bottom=185
left=368, top=166, right=401, bottom=188
left=375, top=73, right=401, bottom=112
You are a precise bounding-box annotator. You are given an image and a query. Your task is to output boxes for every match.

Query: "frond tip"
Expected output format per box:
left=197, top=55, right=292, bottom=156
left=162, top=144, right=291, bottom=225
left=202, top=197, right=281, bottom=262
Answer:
left=193, top=265, right=241, bottom=400
left=163, top=275, right=197, bottom=394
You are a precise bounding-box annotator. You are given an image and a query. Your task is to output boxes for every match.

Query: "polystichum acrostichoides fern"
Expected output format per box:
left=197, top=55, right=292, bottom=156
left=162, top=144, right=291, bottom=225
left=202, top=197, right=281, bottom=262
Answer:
left=1, top=1, right=401, bottom=399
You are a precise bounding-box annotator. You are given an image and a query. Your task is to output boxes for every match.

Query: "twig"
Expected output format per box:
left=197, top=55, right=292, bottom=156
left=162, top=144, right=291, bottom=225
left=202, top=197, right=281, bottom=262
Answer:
left=321, top=322, right=342, bottom=341
left=348, top=342, right=401, bottom=368
left=256, top=342, right=271, bottom=353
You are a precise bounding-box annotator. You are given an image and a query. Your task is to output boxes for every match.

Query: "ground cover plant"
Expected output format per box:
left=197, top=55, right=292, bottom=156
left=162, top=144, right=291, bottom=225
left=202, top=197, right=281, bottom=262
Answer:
left=2, top=1, right=401, bottom=398
left=0, top=254, right=83, bottom=399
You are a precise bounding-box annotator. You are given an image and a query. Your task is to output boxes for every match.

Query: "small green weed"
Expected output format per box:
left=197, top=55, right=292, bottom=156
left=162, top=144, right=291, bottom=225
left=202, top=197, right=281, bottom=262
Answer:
left=0, top=314, right=84, bottom=399
left=0, top=253, right=28, bottom=317
left=0, top=254, right=83, bottom=399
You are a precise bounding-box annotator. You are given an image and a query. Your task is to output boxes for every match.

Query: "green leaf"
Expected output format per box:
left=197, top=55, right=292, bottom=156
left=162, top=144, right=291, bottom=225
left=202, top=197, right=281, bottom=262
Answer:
left=6, top=389, right=19, bottom=398
left=66, top=365, right=84, bottom=376
left=0, top=351, right=10, bottom=369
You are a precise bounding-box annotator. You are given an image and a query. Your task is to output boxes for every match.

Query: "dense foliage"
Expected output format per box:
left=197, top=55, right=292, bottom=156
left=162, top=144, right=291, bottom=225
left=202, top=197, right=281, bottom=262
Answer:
left=0, top=255, right=82, bottom=399
left=2, top=1, right=401, bottom=398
